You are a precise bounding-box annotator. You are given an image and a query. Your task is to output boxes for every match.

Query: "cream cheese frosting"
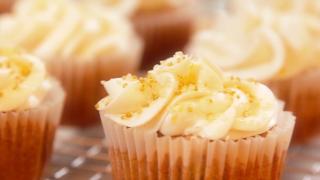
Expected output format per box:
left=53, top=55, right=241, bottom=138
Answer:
left=97, top=52, right=279, bottom=140
left=0, top=0, right=138, bottom=60
left=188, top=0, right=320, bottom=80
left=80, top=0, right=138, bottom=16
left=0, top=49, right=52, bottom=111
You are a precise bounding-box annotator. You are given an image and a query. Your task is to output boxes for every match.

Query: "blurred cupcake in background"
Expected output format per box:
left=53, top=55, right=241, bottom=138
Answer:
left=0, top=49, right=65, bottom=179
left=88, top=0, right=196, bottom=69
left=187, top=0, right=320, bottom=142
left=0, top=0, right=143, bottom=126
left=132, top=0, right=195, bottom=69
left=97, top=52, right=295, bottom=179
left=0, top=0, right=13, bottom=13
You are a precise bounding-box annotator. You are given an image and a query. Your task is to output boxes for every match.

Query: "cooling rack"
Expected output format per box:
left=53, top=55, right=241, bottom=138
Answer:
left=43, top=125, right=320, bottom=180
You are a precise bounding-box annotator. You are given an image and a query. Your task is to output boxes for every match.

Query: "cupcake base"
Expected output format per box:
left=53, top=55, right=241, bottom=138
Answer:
left=102, top=111, right=295, bottom=180
left=133, top=6, right=195, bottom=69
left=0, top=80, right=65, bottom=180
left=0, top=0, right=13, bottom=13
left=267, top=68, right=320, bottom=143
left=46, top=39, right=143, bottom=127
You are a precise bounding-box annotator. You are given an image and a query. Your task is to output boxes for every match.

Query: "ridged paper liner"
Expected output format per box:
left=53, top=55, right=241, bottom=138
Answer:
left=132, top=6, right=195, bottom=69
left=0, top=80, right=65, bottom=180
left=102, top=111, right=295, bottom=180
left=267, top=68, right=320, bottom=142
left=46, top=38, right=143, bottom=126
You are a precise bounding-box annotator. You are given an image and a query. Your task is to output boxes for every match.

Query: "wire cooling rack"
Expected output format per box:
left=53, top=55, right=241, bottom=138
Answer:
left=43, top=125, right=320, bottom=180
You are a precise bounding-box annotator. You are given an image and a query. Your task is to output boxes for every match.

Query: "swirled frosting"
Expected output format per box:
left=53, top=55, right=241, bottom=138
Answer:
left=0, top=0, right=139, bottom=60
left=97, top=52, right=279, bottom=140
left=0, top=49, right=52, bottom=111
left=188, top=0, right=320, bottom=80
left=80, top=0, right=138, bottom=16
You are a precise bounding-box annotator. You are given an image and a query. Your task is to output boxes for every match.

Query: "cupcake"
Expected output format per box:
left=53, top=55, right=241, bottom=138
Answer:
left=0, top=0, right=13, bottom=13
left=0, top=49, right=65, bottom=180
left=0, top=0, right=143, bottom=126
left=97, top=52, right=295, bottom=179
left=88, top=0, right=196, bottom=69
left=132, top=0, right=195, bottom=69
left=187, top=0, right=320, bottom=142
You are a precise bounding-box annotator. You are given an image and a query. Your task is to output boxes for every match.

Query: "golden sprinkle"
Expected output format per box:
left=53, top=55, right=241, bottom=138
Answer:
left=121, top=112, right=133, bottom=119
left=122, top=82, right=128, bottom=88
left=206, top=112, right=214, bottom=119
left=166, top=62, right=173, bottom=66
left=152, top=93, right=159, bottom=100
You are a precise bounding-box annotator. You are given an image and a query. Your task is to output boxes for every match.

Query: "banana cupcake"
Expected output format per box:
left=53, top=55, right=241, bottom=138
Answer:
left=187, top=0, right=320, bottom=142
left=0, top=0, right=143, bottom=126
left=97, top=52, right=295, bottom=179
left=88, top=0, right=196, bottom=69
left=0, top=49, right=65, bottom=180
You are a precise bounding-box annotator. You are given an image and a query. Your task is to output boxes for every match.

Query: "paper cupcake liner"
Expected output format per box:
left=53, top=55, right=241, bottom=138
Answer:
left=0, top=80, right=65, bottom=180
left=102, top=111, right=295, bottom=180
left=267, top=68, right=320, bottom=142
left=46, top=38, right=143, bottom=127
left=133, top=6, right=195, bottom=69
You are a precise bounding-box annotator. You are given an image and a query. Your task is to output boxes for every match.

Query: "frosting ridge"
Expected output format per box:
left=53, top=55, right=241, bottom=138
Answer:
left=188, top=0, right=320, bottom=80
left=0, top=0, right=138, bottom=60
left=97, top=52, right=279, bottom=140
left=0, top=49, right=51, bottom=111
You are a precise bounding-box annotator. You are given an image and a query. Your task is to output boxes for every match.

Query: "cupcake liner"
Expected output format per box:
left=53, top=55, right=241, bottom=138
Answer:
left=132, top=6, right=195, bottom=69
left=0, top=80, right=65, bottom=180
left=46, top=38, right=143, bottom=126
left=267, top=68, right=320, bottom=143
left=102, top=111, right=295, bottom=180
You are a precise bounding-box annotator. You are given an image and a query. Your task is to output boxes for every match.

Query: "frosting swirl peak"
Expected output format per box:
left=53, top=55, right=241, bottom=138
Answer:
left=0, top=0, right=137, bottom=60
left=97, top=52, right=279, bottom=140
left=188, top=0, right=320, bottom=80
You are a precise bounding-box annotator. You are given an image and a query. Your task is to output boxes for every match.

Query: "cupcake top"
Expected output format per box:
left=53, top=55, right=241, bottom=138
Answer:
left=97, top=52, right=279, bottom=140
left=0, top=49, right=52, bottom=112
left=0, top=0, right=139, bottom=60
left=188, top=0, right=320, bottom=80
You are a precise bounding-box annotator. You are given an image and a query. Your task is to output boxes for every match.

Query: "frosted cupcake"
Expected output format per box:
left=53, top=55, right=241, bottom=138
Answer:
left=88, top=0, right=195, bottom=69
left=0, top=49, right=65, bottom=180
left=97, top=52, right=295, bottom=179
left=187, top=0, right=320, bottom=142
left=0, top=0, right=143, bottom=126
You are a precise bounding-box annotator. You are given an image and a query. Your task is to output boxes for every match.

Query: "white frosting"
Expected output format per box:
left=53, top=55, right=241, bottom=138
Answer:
left=188, top=0, right=320, bottom=80
left=0, top=49, right=51, bottom=111
left=82, top=0, right=185, bottom=15
left=0, top=0, right=138, bottom=60
left=97, top=52, right=279, bottom=140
